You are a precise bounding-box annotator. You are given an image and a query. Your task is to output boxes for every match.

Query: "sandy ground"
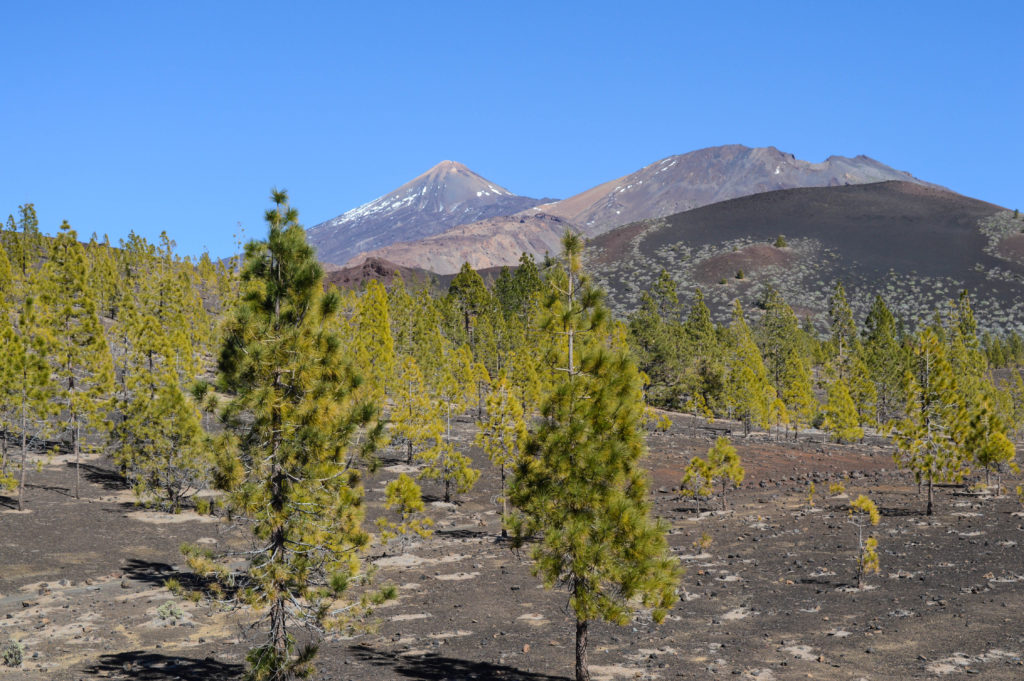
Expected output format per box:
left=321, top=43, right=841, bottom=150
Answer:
left=1, top=414, right=1023, bottom=680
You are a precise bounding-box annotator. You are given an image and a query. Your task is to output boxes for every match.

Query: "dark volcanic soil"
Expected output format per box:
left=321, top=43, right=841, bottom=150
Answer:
left=2, top=415, right=1023, bottom=680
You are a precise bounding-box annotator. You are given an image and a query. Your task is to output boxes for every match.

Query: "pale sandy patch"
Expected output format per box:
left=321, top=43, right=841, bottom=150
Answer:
left=374, top=553, right=469, bottom=568
left=126, top=510, right=217, bottom=524
left=427, top=630, right=473, bottom=639
left=434, top=571, right=479, bottom=581
left=384, top=464, right=419, bottom=474
left=589, top=664, right=648, bottom=680
left=391, top=613, right=431, bottom=622
left=722, top=607, right=753, bottom=620
left=516, top=613, right=549, bottom=626
left=780, top=644, right=817, bottom=661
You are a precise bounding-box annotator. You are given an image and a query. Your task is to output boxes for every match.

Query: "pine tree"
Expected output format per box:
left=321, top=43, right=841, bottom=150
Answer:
left=390, top=356, right=442, bottom=464
left=418, top=344, right=480, bottom=502
left=2, top=295, right=57, bottom=510
left=41, top=222, right=115, bottom=499
left=112, top=276, right=208, bottom=512
left=780, top=350, right=817, bottom=441
left=890, top=329, right=968, bottom=515
left=848, top=495, right=880, bottom=588
left=509, top=233, right=679, bottom=681
left=201, top=189, right=388, bottom=679
left=353, top=279, right=395, bottom=402
left=705, top=436, right=745, bottom=510
left=447, top=261, right=490, bottom=346
left=966, top=396, right=1017, bottom=490
left=862, top=295, right=905, bottom=424
left=475, top=377, right=527, bottom=535
left=824, top=377, right=864, bottom=443
left=679, top=456, right=715, bottom=513
left=724, top=301, right=775, bottom=435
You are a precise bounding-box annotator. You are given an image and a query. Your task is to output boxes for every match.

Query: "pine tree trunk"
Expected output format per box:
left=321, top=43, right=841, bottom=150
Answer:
left=19, top=400, right=28, bottom=512
left=73, top=414, right=80, bottom=500
left=721, top=479, right=727, bottom=511
left=406, top=440, right=413, bottom=465
left=926, top=476, right=934, bottom=516
left=575, top=618, right=590, bottom=681
left=500, top=466, right=508, bottom=538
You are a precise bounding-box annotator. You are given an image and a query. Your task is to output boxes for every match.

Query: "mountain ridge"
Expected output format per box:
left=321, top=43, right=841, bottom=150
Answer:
left=344, top=145, right=943, bottom=273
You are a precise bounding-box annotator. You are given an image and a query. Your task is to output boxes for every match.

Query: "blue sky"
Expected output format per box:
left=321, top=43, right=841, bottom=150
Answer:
left=2, top=1, right=1021, bottom=259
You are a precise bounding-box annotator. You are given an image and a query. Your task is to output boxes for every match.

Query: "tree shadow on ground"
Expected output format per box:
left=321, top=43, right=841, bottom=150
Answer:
left=121, top=557, right=242, bottom=601
left=0, top=493, right=16, bottom=509
left=83, top=651, right=242, bottom=680
left=121, top=559, right=179, bottom=587
left=878, top=506, right=920, bottom=517
left=74, top=462, right=129, bottom=490
left=350, top=644, right=569, bottom=680
left=435, top=528, right=491, bottom=540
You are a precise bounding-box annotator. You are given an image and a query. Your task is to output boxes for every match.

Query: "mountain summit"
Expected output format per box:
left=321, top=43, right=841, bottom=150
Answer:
left=307, top=161, right=550, bottom=265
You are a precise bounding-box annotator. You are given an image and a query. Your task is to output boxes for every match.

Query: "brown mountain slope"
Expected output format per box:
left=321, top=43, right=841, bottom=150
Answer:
left=584, top=181, right=1022, bottom=332
left=349, top=145, right=940, bottom=273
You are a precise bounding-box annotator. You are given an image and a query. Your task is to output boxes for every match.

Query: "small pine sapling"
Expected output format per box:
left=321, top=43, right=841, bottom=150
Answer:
left=848, top=494, right=881, bottom=588
left=773, top=234, right=788, bottom=248
left=680, top=456, right=715, bottom=514
left=706, top=436, right=745, bottom=510
left=829, top=481, right=846, bottom=496
left=376, top=473, right=433, bottom=551
left=806, top=482, right=816, bottom=508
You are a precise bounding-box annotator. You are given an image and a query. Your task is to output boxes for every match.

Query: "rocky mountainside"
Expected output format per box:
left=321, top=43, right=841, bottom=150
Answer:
left=583, top=181, right=1019, bottom=332
left=307, top=160, right=550, bottom=265
left=349, top=145, right=941, bottom=273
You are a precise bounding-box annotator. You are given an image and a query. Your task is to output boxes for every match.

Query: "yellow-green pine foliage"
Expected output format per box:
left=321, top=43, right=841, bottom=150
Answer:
left=209, top=189, right=386, bottom=678
left=3, top=295, right=57, bottom=510
left=848, top=494, right=880, bottom=587
left=376, top=473, right=432, bottom=544
left=355, top=279, right=395, bottom=402
left=780, top=349, right=817, bottom=440
left=725, top=300, right=776, bottom=434
left=862, top=295, right=906, bottom=424
left=112, top=263, right=208, bottom=512
left=682, top=288, right=724, bottom=414
left=386, top=275, right=416, bottom=357
left=41, top=222, right=115, bottom=499
left=509, top=232, right=679, bottom=681
left=3, top=204, right=45, bottom=279
left=504, top=349, right=543, bottom=418
left=966, top=396, right=1017, bottom=489
left=475, top=377, right=527, bottom=529
left=418, top=344, right=480, bottom=502
left=391, top=356, right=443, bottom=463
left=0, top=240, right=13, bottom=313
left=680, top=456, right=715, bottom=513
left=890, top=329, right=969, bottom=515
left=706, top=436, right=745, bottom=510
left=824, top=377, right=864, bottom=443
left=85, top=234, right=121, bottom=319
left=417, top=432, right=480, bottom=504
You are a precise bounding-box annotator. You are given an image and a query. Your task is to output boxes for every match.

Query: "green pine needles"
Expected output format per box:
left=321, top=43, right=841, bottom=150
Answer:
left=508, top=232, right=679, bottom=681
left=198, top=189, right=388, bottom=680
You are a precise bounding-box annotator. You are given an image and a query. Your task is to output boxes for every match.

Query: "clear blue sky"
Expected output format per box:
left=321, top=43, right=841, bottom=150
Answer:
left=3, top=1, right=1021, bottom=259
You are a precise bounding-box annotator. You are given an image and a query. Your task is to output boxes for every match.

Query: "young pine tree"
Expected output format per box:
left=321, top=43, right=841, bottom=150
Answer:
left=475, top=377, right=527, bottom=535
left=203, top=189, right=388, bottom=679
left=41, top=222, right=115, bottom=499
left=508, top=232, right=679, bottom=681
left=890, top=329, right=969, bottom=515
left=824, top=377, right=864, bottom=444
left=2, top=296, right=57, bottom=510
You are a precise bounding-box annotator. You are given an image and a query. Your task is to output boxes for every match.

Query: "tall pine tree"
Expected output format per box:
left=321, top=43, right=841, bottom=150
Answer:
left=509, top=232, right=679, bottom=681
